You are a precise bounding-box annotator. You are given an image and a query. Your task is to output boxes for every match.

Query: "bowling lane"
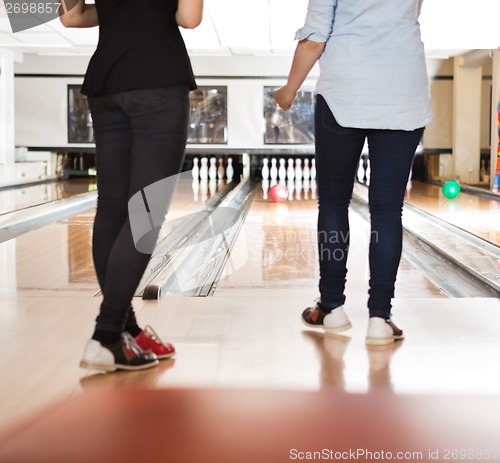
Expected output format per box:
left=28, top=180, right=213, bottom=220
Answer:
left=0, top=176, right=226, bottom=296
left=5, top=175, right=492, bottom=298
left=0, top=178, right=96, bottom=215
left=215, top=179, right=443, bottom=300
left=405, top=181, right=500, bottom=246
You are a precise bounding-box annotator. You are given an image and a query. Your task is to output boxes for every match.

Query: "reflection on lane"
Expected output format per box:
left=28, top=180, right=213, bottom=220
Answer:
left=0, top=178, right=97, bottom=215
left=0, top=176, right=235, bottom=294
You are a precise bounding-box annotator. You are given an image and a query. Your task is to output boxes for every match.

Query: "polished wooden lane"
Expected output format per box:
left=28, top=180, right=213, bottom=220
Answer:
left=216, top=181, right=443, bottom=299
left=405, top=180, right=500, bottom=246
left=352, top=182, right=499, bottom=297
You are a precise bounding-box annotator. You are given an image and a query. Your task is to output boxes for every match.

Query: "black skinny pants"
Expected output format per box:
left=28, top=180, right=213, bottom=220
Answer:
left=88, top=86, right=189, bottom=333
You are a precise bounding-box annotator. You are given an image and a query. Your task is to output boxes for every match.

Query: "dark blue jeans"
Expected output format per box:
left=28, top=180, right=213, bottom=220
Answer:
left=315, top=94, right=424, bottom=319
left=88, top=86, right=190, bottom=334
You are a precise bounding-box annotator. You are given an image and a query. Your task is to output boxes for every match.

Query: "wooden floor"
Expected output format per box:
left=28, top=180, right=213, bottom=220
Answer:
left=0, top=177, right=499, bottom=460
left=2, top=388, right=500, bottom=463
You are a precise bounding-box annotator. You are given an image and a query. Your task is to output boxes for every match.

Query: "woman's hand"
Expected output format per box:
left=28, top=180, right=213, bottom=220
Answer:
left=59, top=0, right=98, bottom=28
left=274, top=85, right=297, bottom=111
left=275, top=39, right=325, bottom=110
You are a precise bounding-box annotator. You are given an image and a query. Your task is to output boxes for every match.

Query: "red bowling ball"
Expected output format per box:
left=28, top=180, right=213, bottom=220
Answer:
left=269, top=183, right=288, bottom=202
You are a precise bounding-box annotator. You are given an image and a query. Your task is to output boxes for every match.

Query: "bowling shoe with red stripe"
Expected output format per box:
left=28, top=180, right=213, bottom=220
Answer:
left=80, top=332, right=159, bottom=372
left=302, top=302, right=352, bottom=333
left=135, top=325, right=176, bottom=360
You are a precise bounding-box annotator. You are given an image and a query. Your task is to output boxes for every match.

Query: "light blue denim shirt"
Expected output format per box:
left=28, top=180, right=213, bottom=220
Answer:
left=296, top=0, right=432, bottom=130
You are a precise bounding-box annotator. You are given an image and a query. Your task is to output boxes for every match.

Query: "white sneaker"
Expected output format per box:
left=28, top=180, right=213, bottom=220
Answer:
left=302, top=303, right=352, bottom=333
left=366, top=317, right=404, bottom=346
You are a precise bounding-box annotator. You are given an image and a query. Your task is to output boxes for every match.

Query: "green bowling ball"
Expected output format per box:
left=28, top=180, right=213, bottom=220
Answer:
left=442, top=180, right=461, bottom=199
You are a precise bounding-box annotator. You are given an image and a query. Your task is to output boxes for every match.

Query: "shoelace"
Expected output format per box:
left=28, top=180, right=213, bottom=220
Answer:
left=121, top=332, right=146, bottom=353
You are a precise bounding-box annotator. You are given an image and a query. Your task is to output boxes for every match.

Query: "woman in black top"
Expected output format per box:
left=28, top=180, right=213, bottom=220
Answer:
left=60, top=0, right=203, bottom=372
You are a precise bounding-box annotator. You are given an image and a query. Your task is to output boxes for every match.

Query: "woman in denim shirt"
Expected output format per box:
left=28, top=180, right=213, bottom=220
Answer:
left=275, top=0, right=432, bottom=345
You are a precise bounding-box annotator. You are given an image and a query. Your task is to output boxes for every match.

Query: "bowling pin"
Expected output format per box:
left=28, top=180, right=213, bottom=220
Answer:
left=261, top=157, right=269, bottom=180
left=406, top=169, right=412, bottom=198
left=209, top=178, right=217, bottom=197
left=295, top=178, right=302, bottom=200
left=287, top=158, right=295, bottom=181
left=218, top=158, right=225, bottom=180
left=200, top=178, right=208, bottom=202
left=303, top=158, right=310, bottom=180
left=365, top=158, right=371, bottom=186
left=226, top=157, right=234, bottom=181
left=192, top=178, right=199, bottom=201
left=303, top=178, right=310, bottom=200
left=310, top=158, right=316, bottom=180
left=192, top=157, right=199, bottom=180
left=199, top=157, right=208, bottom=180
left=310, top=179, right=317, bottom=199
left=262, top=178, right=270, bottom=200
left=287, top=178, right=294, bottom=201
left=405, top=179, right=412, bottom=199
left=270, top=158, right=278, bottom=181
left=356, top=157, right=365, bottom=183
left=278, top=158, right=287, bottom=181
left=242, top=152, right=250, bottom=179
left=209, top=157, right=217, bottom=180
left=295, top=158, right=303, bottom=181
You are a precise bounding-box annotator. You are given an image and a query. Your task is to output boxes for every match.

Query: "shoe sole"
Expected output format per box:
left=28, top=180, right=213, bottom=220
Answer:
left=365, top=334, right=404, bottom=346
left=301, top=318, right=352, bottom=333
left=156, top=353, right=175, bottom=360
left=80, top=359, right=159, bottom=371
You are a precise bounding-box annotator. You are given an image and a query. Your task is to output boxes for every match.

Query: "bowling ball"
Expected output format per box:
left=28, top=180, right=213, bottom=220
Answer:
left=269, top=183, right=288, bottom=202
left=442, top=180, right=460, bottom=199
